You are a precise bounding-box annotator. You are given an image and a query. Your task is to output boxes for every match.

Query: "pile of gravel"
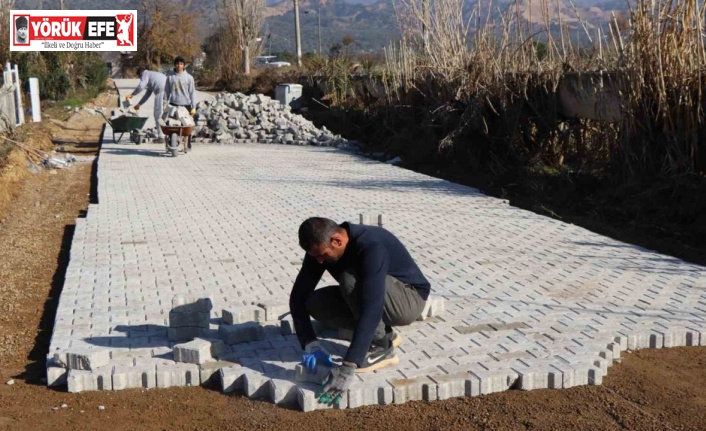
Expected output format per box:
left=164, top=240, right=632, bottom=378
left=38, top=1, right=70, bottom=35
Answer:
left=141, top=92, right=359, bottom=151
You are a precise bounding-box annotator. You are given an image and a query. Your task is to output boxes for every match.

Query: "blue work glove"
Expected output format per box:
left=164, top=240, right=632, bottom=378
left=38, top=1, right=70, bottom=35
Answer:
left=318, top=364, right=356, bottom=406
left=302, top=340, right=333, bottom=373
left=302, top=350, right=334, bottom=373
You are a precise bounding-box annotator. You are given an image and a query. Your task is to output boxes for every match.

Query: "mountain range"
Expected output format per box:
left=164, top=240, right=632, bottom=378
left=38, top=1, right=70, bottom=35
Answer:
left=14, top=0, right=629, bottom=54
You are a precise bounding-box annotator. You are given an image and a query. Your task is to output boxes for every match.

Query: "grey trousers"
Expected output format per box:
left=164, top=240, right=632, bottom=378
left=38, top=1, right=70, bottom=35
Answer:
left=153, top=92, right=164, bottom=138
left=305, top=270, right=426, bottom=343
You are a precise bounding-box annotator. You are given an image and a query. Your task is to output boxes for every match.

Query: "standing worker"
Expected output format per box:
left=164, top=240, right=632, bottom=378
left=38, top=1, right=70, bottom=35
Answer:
left=125, top=66, right=167, bottom=143
left=165, top=56, right=196, bottom=149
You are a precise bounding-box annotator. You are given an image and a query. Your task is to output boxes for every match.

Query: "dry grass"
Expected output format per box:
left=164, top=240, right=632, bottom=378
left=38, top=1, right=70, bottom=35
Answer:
left=311, top=0, right=706, bottom=179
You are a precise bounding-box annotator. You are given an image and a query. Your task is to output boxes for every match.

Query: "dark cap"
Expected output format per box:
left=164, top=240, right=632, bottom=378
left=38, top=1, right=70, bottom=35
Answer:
left=16, top=16, right=28, bottom=29
left=173, top=56, right=185, bottom=65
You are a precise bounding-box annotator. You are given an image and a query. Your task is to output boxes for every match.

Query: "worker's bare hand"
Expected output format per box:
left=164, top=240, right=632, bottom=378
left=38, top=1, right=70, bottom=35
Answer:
left=189, top=108, right=196, bottom=116
left=133, top=104, right=140, bottom=110
left=125, top=94, right=132, bottom=100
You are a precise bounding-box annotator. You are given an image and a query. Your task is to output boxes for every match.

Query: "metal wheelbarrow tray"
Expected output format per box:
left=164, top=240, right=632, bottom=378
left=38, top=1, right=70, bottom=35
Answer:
left=99, top=111, right=149, bottom=143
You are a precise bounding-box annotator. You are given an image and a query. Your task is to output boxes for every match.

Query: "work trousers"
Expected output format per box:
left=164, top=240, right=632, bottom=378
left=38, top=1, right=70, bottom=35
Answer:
left=305, top=270, right=426, bottom=344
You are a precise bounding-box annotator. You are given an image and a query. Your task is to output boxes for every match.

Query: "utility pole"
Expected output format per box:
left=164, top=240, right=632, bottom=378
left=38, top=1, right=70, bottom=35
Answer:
left=293, top=0, right=302, bottom=67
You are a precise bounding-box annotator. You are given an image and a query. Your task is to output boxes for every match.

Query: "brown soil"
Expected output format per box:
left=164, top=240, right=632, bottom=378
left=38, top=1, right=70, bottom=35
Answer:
left=1, top=92, right=706, bottom=431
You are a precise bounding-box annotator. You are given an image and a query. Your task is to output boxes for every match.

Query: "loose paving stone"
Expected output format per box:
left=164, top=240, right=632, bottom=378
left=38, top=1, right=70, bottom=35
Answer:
left=46, top=79, right=706, bottom=412
left=174, top=338, right=227, bottom=364
left=222, top=305, right=265, bottom=324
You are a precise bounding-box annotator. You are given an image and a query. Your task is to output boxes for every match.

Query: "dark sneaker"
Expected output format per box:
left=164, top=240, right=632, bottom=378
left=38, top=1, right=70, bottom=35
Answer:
left=356, top=344, right=399, bottom=373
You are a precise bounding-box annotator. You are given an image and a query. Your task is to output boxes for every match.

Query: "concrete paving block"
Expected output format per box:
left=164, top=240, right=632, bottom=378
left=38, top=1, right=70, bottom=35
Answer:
left=513, top=366, right=550, bottom=391
left=390, top=376, right=437, bottom=404
left=296, top=384, right=348, bottom=411
left=220, top=365, right=246, bottom=393
left=168, top=327, right=204, bottom=342
left=169, top=311, right=210, bottom=328
left=51, top=351, right=69, bottom=368
left=280, top=316, right=295, bottom=335
left=613, top=335, right=628, bottom=350
left=468, top=367, right=516, bottom=395
left=428, top=297, right=445, bottom=317
left=347, top=384, right=380, bottom=408
left=607, top=343, right=621, bottom=361
left=417, top=297, right=445, bottom=321
left=47, top=365, right=68, bottom=387
left=67, top=370, right=94, bottom=393
left=244, top=371, right=270, bottom=399
left=269, top=378, right=298, bottom=406
left=112, top=365, right=157, bottom=390
left=199, top=360, right=237, bottom=386
left=429, top=372, right=474, bottom=400
left=66, top=348, right=111, bottom=371
left=661, top=330, right=687, bottom=348
left=174, top=338, right=226, bottom=364
left=219, top=322, right=265, bottom=345
left=171, top=296, right=213, bottom=313
left=686, top=329, right=702, bottom=346
left=222, top=305, right=266, bottom=324
left=417, top=301, right=432, bottom=322
left=66, top=366, right=113, bottom=393
left=257, top=302, right=290, bottom=321
left=294, top=363, right=330, bottom=384
left=156, top=363, right=200, bottom=388
left=134, top=357, right=176, bottom=367
left=627, top=332, right=651, bottom=350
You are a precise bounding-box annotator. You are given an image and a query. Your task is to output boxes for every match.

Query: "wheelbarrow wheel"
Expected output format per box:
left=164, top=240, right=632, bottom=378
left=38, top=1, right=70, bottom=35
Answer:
left=170, top=133, right=178, bottom=157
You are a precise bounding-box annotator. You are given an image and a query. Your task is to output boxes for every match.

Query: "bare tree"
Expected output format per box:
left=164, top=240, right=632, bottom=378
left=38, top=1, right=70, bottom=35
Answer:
left=132, top=0, right=201, bottom=70
left=0, top=0, right=15, bottom=65
left=219, top=0, right=265, bottom=75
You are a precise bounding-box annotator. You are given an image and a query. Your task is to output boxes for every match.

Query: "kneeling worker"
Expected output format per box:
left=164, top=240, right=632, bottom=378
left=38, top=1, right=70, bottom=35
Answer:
left=289, top=217, right=430, bottom=402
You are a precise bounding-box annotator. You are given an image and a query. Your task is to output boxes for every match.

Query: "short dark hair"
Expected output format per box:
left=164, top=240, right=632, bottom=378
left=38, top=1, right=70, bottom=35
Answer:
left=174, top=55, right=185, bottom=66
left=136, top=66, right=146, bottom=77
left=298, top=217, right=341, bottom=251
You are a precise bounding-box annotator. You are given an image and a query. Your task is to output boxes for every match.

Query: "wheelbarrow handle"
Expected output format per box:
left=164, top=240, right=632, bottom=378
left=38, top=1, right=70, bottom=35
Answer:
left=98, top=110, right=114, bottom=127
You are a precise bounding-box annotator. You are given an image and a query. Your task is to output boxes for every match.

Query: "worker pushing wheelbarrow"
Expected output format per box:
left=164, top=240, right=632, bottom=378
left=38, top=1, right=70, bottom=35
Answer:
left=160, top=108, right=195, bottom=157
left=162, top=55, right=197, bottom=157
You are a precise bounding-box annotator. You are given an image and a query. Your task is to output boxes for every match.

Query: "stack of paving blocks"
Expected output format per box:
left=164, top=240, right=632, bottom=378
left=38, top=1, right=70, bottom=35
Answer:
left=219, top=302, right=289, bottom=344
left=47, top=347, right=113, bottom=392
left=160, top=106, right=195, bottom=127
left=168, top=296, right=213, bottom=342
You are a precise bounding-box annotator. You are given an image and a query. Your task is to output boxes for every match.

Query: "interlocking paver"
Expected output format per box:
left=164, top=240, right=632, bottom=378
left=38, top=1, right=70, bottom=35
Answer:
left=46, top=79, right=706, bottom=410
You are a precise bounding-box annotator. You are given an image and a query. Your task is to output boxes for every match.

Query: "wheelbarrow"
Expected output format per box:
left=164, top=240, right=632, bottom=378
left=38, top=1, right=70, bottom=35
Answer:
left=99, top=111, right=149, bottom=143
left=160, top=124, right=195, bottom=157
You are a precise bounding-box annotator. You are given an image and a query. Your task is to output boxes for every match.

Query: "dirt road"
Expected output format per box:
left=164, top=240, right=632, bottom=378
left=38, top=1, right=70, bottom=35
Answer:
left=0, top=92, right=705, bottom=431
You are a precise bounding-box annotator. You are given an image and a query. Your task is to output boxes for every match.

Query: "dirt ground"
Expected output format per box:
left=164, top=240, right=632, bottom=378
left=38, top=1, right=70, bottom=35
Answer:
left=1, top=91, right=706, bottom=431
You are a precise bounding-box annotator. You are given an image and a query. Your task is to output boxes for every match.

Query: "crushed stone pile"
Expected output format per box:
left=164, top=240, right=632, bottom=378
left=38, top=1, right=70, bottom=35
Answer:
left=143, top=92, right=360, bottom=151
